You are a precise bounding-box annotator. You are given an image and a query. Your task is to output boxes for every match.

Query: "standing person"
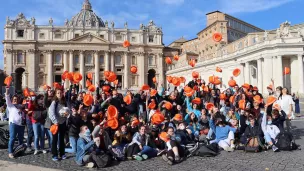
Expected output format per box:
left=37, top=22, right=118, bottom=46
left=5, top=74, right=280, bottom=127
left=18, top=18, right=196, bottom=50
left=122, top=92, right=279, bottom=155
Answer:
left=25, top=96, right=34, bottom=152
left=292, top=93, right=300, bottom=116
left=30, top=94, right=48, bottom=155
left=277, top=87, right=294, bottom=132
left=44, top=88, right=54, bottom=151
left=5, top=87, right=26, bottom=158
left=49, top=88, right=68, bottom=161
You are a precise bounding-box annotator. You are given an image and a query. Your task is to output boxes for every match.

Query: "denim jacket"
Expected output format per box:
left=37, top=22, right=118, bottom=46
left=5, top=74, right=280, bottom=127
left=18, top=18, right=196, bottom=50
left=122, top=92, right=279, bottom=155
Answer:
left=75, top=137, right=95, bottom=165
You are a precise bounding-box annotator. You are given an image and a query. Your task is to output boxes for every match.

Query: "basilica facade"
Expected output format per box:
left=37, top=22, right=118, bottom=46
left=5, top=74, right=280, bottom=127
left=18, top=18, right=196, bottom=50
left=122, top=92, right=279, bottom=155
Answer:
left=3, top=0, right=165, bottom=92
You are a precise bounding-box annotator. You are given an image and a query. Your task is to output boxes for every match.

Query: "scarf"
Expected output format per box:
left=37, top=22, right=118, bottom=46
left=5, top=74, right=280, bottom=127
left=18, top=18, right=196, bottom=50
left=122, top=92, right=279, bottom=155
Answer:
left=79, top=132, right=92, bottom=143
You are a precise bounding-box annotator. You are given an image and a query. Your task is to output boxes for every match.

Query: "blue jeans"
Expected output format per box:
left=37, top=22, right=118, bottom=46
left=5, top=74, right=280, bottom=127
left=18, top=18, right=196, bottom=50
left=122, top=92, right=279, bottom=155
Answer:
left=45, top=128, right=52, bottom=149
left=26, top=120, right=34, bottom=148
left=139, top=146, right=157, bottom=158
left=65, top=136, right=77, bottom=153
left=33, top=123, right=45, bottom=150
left=264, top=133, right=274, bottom=144
left=8, top=123, right=25, bottom=154
left=207, top=128, right=214, bottom=139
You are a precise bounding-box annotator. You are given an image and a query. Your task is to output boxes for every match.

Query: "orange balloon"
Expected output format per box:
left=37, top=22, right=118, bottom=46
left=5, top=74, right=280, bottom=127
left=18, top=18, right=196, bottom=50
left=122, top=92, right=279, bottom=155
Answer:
left=228, top=79, right=237, bottom=87
left=107, top=118, right=119, bottom=129
left=86, top=80, right=92, bottom=88
left=114, top=79, right=119, bottom=85
left=66, top=72, right=74, bottom=82
left=130, top=66, right=137, bottom=74
left=216, top=67, right=222, bottom=73
left=87, top=72, right=93, bottom=81
left=205, top=103, right=214, bottom=110
left=173, top=55, right=179, bottom=61
left=229, top=95, right=235, bottom=104
left=192, top=97, right=201, bottom=105
left=173, top=114, right=183, bottom=121
left=61, top=71, right=69, bottom=81
left=184, top=86, right=193, bottom=93
left=180, top=77, right=186, bottom=83
left=166, top=76, right=173, bottom=83
left=73, top=73, right=83, bottom=82
left=150, top=89, right=158, bottom=97
left=131, top=118, right=140, bottom=127
left=238, top=100, right=246, bottom=110
left=23, top=87, right=30, bottom=97
left=104, top=71, right=110, bottom=78
left=189, top=59, right=196, bottom=67
left=266, top=96, right=277, bottom=106
left=4, top=76, right=13, bottom=87
left=213, top=32, right=223, bottom=42
left=42, top=84, right=51, bottom=90
left=107, top=72, right=117, bottom=82
left=123, top=40, right=131, bottom=48
left=220, top=93, right=226, bottom=100
left=152, top=77, right=157, bottom=83
left=29, top=91, right=36, bottom=96
left=253, top=95, right=263, bottom=104
left=102, top=85, right=110, bottom=92
left=159, top=132, right=170, bottom=142
left=123, top=94, right=132, bottom=105
left=213, top=78, right=221, bottom=85
left=172, top=77, right=181, bottom=86
left=50, top=125, right=59, bottom=135
left=148, top=101, right=156, bottom=109
left=83, top=94, right=93, bottom=106
left=107, top=105, right=118, bottom=120
left=53, top=82, right=62, bottom=90
left=164, top=102, right=173, bottom=110
left=185, top=90, right=195, bottom=97
left=88, top=85, right=96, bottom=92
left=242, top=83, right=250, bottom=90
left=192, top=71, right=199, bottom=79
left=141, top=84, right=150, bottom=91
left=233, top=68, right=241, bottom=77
left=151, top=111, right=165, bottom=125
left=284, top=67, right=290, bottom=75
left=165, top=57, right=172, bottom=65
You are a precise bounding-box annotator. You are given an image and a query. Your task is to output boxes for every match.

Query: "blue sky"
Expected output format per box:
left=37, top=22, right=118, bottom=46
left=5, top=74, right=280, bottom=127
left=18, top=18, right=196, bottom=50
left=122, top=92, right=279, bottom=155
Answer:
left=0, top=0, right=303, bottom=69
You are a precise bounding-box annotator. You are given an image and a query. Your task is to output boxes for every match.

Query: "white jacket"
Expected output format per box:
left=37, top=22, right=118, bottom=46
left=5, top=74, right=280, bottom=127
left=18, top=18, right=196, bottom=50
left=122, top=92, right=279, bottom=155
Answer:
left=261, top=111, right=280, bottom=139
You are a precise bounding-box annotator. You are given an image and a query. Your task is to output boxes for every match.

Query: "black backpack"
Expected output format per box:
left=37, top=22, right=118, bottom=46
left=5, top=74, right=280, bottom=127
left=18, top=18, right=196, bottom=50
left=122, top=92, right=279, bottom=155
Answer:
left=195, top=143, right=219, bottom=157
left=275, top=132, right=296, bottom=151
left=0, top=128, right=9, bottom=149
left=91, top=151, right=111, bottom=168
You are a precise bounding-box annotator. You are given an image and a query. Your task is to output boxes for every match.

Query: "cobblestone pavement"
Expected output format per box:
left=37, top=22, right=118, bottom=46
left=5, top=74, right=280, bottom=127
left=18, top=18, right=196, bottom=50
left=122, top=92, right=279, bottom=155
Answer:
left=0, top=121, right=304, bottom=171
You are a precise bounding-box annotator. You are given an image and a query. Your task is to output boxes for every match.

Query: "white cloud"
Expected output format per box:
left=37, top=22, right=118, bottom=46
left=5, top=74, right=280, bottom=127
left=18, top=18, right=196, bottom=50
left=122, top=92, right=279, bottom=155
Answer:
left=160, top=0, right=184, bottom=5
left=220, top=0, right=295, bottom=14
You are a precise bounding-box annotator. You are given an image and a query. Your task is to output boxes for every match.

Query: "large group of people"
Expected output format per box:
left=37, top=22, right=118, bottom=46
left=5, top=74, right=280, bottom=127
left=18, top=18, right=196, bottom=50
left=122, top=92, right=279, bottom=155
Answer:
left=0, top=72, right=300, bottom=168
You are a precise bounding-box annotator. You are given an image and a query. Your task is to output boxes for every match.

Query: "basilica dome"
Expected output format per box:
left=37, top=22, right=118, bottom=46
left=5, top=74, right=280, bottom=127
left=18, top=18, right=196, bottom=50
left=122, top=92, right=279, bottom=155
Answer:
left=68, top=0, right=105, bottom=27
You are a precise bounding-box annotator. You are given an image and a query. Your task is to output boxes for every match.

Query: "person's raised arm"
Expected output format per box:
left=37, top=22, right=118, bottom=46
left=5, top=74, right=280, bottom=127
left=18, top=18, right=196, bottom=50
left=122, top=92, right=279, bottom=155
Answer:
left=5, top=87, right=13, bottom=108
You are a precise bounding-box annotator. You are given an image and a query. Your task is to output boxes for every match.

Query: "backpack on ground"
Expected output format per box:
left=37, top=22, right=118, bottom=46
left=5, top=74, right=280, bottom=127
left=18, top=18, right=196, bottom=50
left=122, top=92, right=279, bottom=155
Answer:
left=245, top=136, right=264, bottom=153
left=91, top=151, right=111, bottom=168
left=0, top=127, right=9, bottom=149
left=275, top=132, right=296, bottom=151
left=194, top=143, right=219, bottom=157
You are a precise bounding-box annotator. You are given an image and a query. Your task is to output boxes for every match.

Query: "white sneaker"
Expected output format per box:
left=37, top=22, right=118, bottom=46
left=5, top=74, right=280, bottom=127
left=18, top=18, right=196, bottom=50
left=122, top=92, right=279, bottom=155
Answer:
left=231, top=144, right=236, bottom=149
left=85, top=162, right=94, bottom=168
left=42, top=150, right=47, bottom=154
left=34, top=150, right=39, bottom=155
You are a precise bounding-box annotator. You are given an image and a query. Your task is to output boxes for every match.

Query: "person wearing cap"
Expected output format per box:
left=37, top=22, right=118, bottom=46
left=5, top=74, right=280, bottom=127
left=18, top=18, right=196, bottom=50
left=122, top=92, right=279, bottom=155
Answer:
left=5, top=87, right=26, bottom=159
left=185, top=97, right=201, bottom=119
left=65, top=104, right=82, bottom=154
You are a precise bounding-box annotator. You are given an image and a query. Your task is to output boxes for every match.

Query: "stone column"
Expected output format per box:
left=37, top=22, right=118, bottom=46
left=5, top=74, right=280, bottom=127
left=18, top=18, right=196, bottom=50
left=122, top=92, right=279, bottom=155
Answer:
left=124, top=52, right=129, bottom=89
left=5, top=49, right=13, bottom=75
left=69, top=50, right=74, bottom=72
left=24, top=73, right=29, bottom=87
left=157, top=53, right=164, bottom=86
left=104, top=51, right=110, bottom=71
left=110, top=52, right=115, bottom=71
left=47, top=50, right=53, bottom=86
left=244, top=62, right=250, bottom=83
left=94, top=51, right=100, bottom=85
left=239, top=63, right=245, bottom=85
left=263, top=56, right=273, bottom=93
left=276, top=55, right=283, bottom=87
left=63, top=51, right=69, bottom=89
left=79, top=51, right=85, bottom=87
left=27, top=49, right=37, bottom=90
left=298, top=54, right=304, bottom=93
left=138, top=52, right=145, bottom=86
left=257, top=58, right=263, bottom=93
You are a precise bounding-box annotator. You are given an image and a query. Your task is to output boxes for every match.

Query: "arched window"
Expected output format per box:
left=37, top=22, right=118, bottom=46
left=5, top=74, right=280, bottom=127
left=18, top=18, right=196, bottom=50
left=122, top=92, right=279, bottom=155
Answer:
left=115, top=55, right=121, bottom=65
left=85, top=54, right=93, bottom=64
left=99, top=55, right=104, bottom=65
left=148, top=56, right=153, bottom=66
left=54, top=54, right=62, bottom=64
left=17, top=52, right=23, bottom=64
left=74, top=55, right=79, bottom=65
left=39, top=54, right=45, bottom=64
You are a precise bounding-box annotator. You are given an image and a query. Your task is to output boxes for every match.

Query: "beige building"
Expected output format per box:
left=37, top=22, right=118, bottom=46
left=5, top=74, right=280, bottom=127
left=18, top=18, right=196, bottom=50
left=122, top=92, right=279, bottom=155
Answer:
left=167, top=11, right=304, bottom=96
left=3, top=0, right=165, bottom=92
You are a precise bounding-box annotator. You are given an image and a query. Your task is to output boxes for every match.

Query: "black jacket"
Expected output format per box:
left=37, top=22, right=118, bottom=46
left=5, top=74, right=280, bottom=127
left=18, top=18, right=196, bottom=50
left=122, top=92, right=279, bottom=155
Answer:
left=272, top=110, right=286, bottom=132
left=67, top=114, right=83, bottom=137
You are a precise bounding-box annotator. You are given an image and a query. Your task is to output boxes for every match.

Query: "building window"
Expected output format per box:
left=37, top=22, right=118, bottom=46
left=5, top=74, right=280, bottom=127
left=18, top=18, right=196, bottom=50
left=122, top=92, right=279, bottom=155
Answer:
left=17, top=30, right=24, bottom=38
left=148, top=56, right=154, bottom=66
left=131, top=37, right=136, bottom=42
left=115, top=56, right=121, bottom=65
left=54, top=54, right=62, bottom=64
left=39, top=33, right=45, bottom=39
left=17, top=52, right=24, bottom=64
left=238, top=42, right=242, bottom=49
left=131, top=76, right=137, bottom=86
left=131, top=56, right=136, bottom=65
left=149, top=35, right=154, bottom=43
left=55, top=33, right=62, bottom=39
left=252, top=37, right=256, bottom=44
left=100, top=35, right=104, bottom=39
left=85, top=54, right=93, bottom=64
left=39, top=54, right=45, bottom=64
left=74, top=55, right=79, bottom=65
left=116, top=34, right=122, bottom=41
left=75, top=34, right=80, bottom=38
left=99, top=55, right=104, bottom=65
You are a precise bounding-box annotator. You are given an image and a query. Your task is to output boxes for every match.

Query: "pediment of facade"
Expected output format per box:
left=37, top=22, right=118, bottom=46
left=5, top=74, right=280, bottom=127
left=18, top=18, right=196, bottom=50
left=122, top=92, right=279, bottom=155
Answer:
left=68, top=33, right=108, bottom=44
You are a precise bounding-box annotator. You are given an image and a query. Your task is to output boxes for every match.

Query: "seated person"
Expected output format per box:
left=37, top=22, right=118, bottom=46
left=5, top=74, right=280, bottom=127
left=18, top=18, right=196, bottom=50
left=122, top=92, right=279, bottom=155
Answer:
left=161, top=127, right=185, bottom=165
left=75, top=126, right=100, bottom=168
left=209, top=112, right=236, bottom=152
left=126, top=125, right=157, bottom=161
left=240, top=115, right=263, bottom=145
left=271, top=105, right=286, bottom=132
left=261, top=108, right=280, bottom=152
left=175, top=122, right=193, bottom=146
